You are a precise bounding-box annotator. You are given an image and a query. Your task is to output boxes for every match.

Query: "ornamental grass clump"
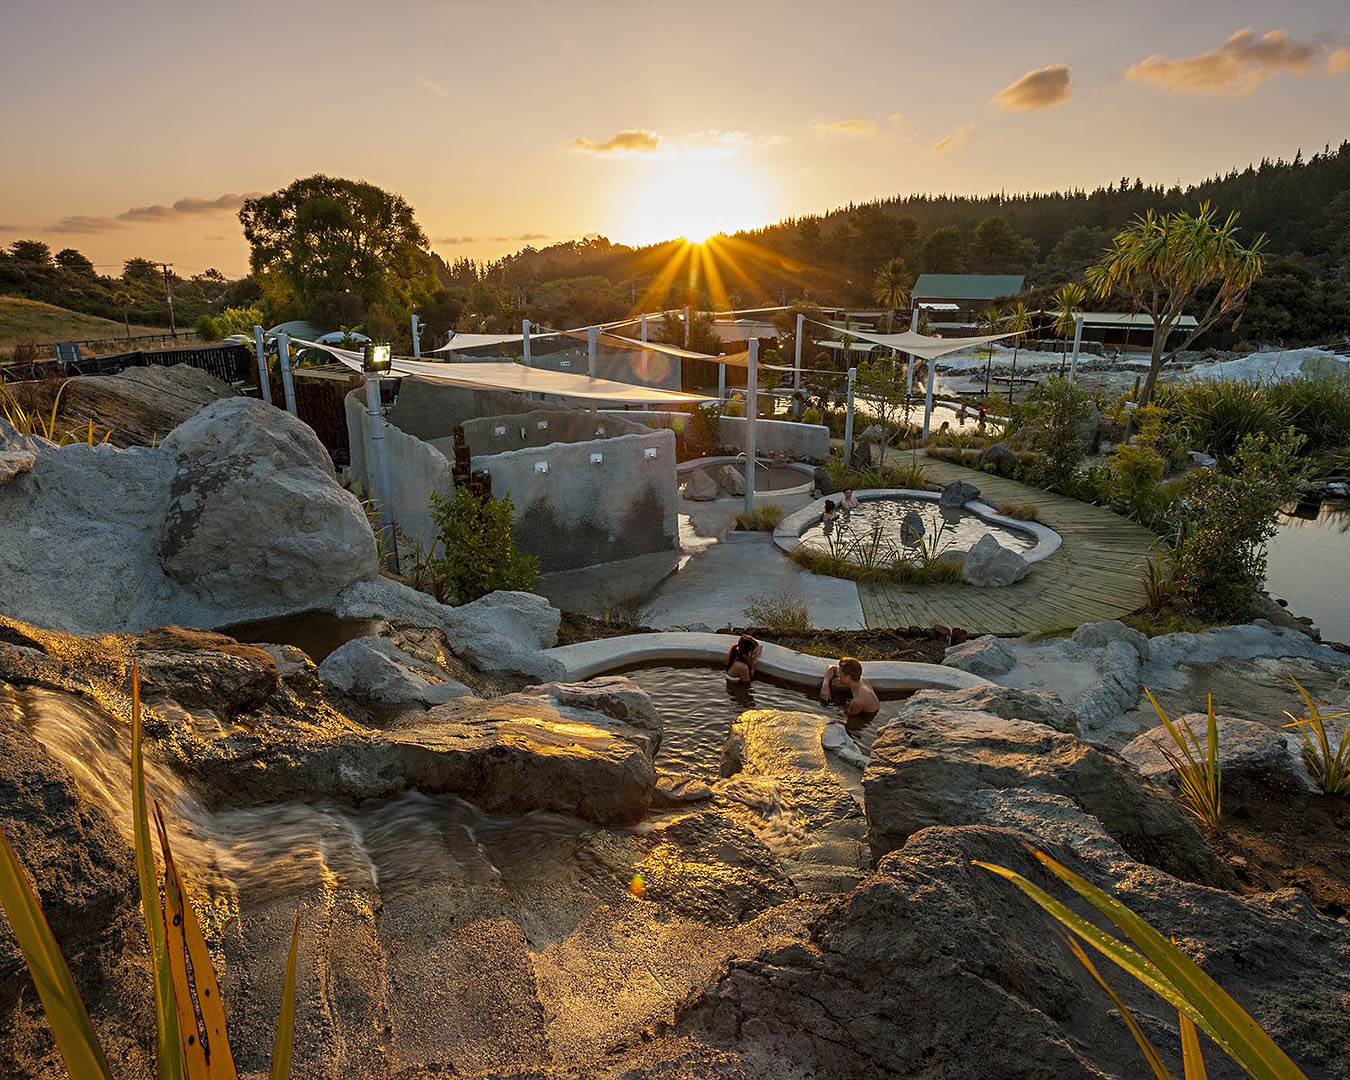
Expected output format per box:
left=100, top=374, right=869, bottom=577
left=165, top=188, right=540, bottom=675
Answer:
left=1145, top=689, right=1221, bottom=833
left=978, top=847, right=1309, bottom=1080
left=0, top=664, right=301, bottom=1080
left=1282, top=678, right=1350, bottom=796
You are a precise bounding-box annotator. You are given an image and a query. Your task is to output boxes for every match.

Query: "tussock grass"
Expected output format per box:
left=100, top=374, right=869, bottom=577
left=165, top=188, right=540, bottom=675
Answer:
left=996, top=501, right=1041, bottom=522
left=1283, top=678, right=1350, bottom=796
left=733, top=503, right=787, bottom=531
left=744, top=584, right=811, bottom=631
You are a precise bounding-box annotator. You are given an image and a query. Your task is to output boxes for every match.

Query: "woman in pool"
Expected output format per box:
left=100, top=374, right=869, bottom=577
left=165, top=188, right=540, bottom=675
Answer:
left=821, top=499, right=839, bottom=533
left=725, top=633, right=763, bottom=684
left=839, top=487, right=860, bottom=512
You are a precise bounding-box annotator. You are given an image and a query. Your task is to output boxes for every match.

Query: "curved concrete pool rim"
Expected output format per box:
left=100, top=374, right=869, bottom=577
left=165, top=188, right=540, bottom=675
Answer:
left=773, top=489, right=1062, bottom=562
left=677, top=456, right=817, bottom=498
left=543, top=632, right=991, bottom=692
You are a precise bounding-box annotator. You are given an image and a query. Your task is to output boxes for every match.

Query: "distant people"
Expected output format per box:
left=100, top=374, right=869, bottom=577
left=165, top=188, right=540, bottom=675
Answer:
left=821, top=499, right=839, bottom=533
left=819, top=656, right=880, bottom=717
left=955, top=403, right=969, bottom=424
left=725, top=634, right=762, bottom=684
left=978, top=406, right=988, bottom=431
left=937, top=420, right=951, bottom=436
left=839, top=487, right=860, bottom=512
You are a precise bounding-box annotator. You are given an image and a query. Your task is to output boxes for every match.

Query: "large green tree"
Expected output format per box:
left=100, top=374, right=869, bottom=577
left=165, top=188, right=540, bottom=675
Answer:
left=1086, top=203, right=1264, bottom=405
left=239, top=175, right=438, bottom=329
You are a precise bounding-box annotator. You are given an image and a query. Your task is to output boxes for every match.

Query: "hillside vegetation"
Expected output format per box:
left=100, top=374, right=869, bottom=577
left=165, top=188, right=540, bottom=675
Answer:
left=0, top=296, right=165, bottom=353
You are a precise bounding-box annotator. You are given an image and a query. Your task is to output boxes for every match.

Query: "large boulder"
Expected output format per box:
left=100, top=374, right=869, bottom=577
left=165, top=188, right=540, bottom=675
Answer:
left=50, top=364, right=238, bottom=448
left=938, top=479, right=980, bottom=510
left=715, top=464, right=746, bottom=496
left=1121, top=713, right=1319, bottom=794
left=979, top=440, right=1019, bottom=475
left=159, top=398, right=377, bottom=616
left=132, top=626, right=280, bottom=715
left=318, top=635, right=471, bottom=711
left=682, top=468, right=719, bottom=501
left=944, top=633, right=1017, bottom=677
left=676, top=824, right=1349, bottom=1080
left=961, top=533, right=1031, bottom=586
left=862, top=687, right=1228, bottom=885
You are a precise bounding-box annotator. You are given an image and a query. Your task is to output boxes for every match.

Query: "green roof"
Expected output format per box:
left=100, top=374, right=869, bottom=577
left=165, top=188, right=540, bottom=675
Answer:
left=913, top=274, right=1025, bottom=301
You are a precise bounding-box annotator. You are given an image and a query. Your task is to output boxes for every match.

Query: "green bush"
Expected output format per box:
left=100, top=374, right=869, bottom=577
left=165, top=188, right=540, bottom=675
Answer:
left=1014, top=376, right=1095, bottom=490
left=800, top=406, right=823, bottom=426
left=1111, top=442, right=1165, bottom=518
left=428, top=486, right=538, bottom=602
left=194, top=304, right=265, bottom=342
left=1267, top=374, right=1350, bottom=455
left=1172, top=433, right=1303, bottom=620
left=722, top=397, right=744, bottom=418
left=1166, top=379, right=1288, bottom=461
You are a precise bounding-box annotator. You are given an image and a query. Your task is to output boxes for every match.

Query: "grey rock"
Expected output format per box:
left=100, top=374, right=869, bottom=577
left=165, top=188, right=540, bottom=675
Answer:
left=132, top=626, right=280, bottom=715
left=860, top=423, right=889, bottom=445
left=979, top=440, right=1019, bottom=474
left=902, top=684, right=1078, bottom=734
left=652, top=773, right=714, bottom=807
left=319, top=635, right=472, bottom=710
left=848, top=440, right=874, bottom=469
left=900, top=508, right=926, bottom=542
left=1073, top=619, right=1150, bottom=661
left=820, top=721, right=869, bottom=769
left=1121, top=714, right=1319, bottom=794
left=527, top=676, right=662, bottom=757
left=715, top=464, right=746, bottom=496
left=455, top=589, right=561, bottom=650
left=812, top=466, right=834, bottom=495
left=1189, top=449, right=1219, bottom=468
left=46, top=363, right=237, bottom=448
left=0, top=450, right=35, bottom=485
left=938, top=479, right=981, bottom=510
left=682, top=468, right=719, bottom=501
left=863, top=687, right=1228, bottom=885
left=961, top=534, right=1030, bottom=586
left=944, top=634, right=1017, bottom=677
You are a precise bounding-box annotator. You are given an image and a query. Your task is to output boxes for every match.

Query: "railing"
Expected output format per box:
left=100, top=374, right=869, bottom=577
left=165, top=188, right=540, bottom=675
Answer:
left=1, top=342, right=253, bottom=385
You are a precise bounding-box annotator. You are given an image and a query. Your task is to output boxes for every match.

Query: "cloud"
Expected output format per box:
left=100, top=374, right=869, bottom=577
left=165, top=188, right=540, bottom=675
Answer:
left=1127, top=28, right=1324, bottom=95
left=928, top=122, right=975, bottom=154
left=489, top=233, right=550, bottom=242
left=1330, top=47, right=1350, bottom=74
left=570, top=129, right=667, bottom=155
left=41, top=192, right=257, bottom=234
left=416, top=75, right=449, bottom=99
left=687, top=129, right=787, bottom=155
left=812, top=118, right=878, bottom=137
left=433, top=236, right=479, bottom=245
left=991, top=64, right=1072, bottom=110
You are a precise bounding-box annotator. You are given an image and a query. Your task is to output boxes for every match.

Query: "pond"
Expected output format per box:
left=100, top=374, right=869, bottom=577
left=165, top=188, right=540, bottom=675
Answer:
left=1266, top=500, right=1350, bottom=645
left=618, top=663, right=912, bottom=778
left=797, top=497, right=1037, bottom=563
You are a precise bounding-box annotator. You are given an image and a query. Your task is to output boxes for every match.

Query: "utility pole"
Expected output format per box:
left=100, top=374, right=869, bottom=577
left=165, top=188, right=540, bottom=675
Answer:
left=161, top=264, right=176, bottom=334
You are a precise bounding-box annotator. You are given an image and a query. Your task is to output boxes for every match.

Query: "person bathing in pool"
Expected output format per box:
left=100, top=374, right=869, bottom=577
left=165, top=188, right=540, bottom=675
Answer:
left=819, top=656, right=879, bottom=717
left=725, top=633, right=763, bottom=685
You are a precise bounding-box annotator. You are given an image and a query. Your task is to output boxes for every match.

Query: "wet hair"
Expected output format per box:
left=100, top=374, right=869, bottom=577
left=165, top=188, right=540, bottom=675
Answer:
left=727, top=634, right=758, bottom=670
left=824, top=499, right=836, bottom=513
left=839, top=656, right=863, bottom=681
left=843, top=487, right=853, bottom=495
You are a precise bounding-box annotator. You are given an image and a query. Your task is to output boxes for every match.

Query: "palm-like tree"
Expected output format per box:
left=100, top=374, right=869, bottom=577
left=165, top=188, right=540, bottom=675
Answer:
left=978, top=306, right=1003, bottom=399
left=1052, top=282, right=1088, bottom=376
left=872, top=257, right=914, bottom=333
left=1002, top=301, right=1033, bottom=407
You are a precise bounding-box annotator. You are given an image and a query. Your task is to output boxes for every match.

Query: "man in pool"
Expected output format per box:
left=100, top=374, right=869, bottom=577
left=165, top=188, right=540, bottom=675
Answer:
left=839, top=487, right=860, bottom=512
left=819, top=656, right=879, bottom=717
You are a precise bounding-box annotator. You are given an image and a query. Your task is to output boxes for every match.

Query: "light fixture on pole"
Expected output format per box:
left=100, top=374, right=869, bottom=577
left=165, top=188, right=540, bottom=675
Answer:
left=362, top=342, right=399, bottom=573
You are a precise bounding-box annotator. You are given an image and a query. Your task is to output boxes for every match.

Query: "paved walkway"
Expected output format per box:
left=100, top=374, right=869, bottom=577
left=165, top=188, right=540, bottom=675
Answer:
left=855, top=455, right=1159, bottom=634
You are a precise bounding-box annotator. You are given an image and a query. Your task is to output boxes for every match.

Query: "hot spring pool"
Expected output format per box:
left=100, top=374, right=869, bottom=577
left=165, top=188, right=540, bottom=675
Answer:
left=798, top=497, right=1037, bottom=562
left=618, top=663, right=912, bottom=778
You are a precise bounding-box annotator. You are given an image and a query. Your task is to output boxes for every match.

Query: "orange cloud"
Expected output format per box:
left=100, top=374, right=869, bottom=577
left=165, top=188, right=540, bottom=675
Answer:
left=929, top=123, right=975, bottom=155
left=1329, top=47, right=1350, bottom=75
left=570, top=129, right=667, bottom=155
left=813, top=118, right=878, bottom=137
left=1128, top=28, right=1322, bottom=95
left=991, top=64, right=1072, bottom=110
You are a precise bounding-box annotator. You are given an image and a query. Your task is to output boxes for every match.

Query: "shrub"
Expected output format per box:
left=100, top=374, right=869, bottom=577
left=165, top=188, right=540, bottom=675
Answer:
left=743, top=584, right=811, bottom=630
left=1171, top=432, right=1303, bottom=620
left=194, top=304, right=264, bottom=343
left=1110, top=442, right=1165, bottom=518
left=1266, top=374, right=1350, bottom=455
left=1144, top=689, right=1222, bottom=833
left=824, top=454, right=929, bottom=492
left=722, top=397, right=744, bottom=417
left=996, top=501, right=1041, bottom=522
left=1171, top=379, right=1288, bottom=461
left=1282, top=678, right=1350, bottom=796
left=428, top=486, right=538, bottom=602
left=733, top=503, right=787, bottom=531
left=800, top=406, right=823, bottom=426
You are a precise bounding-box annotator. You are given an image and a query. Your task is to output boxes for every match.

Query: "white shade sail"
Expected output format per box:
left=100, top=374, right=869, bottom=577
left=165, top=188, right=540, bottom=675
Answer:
left=430, top=332, right=556, bottom=353
left=294, top=339, right=715, bottom=405
left=809, top=321, right=1021, bottom=359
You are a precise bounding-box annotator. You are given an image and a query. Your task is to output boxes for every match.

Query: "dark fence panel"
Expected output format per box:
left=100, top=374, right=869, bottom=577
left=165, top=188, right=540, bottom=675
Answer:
left=1, top=343, right=253, bottom=384
left=268, top=376, right=351, bottom=467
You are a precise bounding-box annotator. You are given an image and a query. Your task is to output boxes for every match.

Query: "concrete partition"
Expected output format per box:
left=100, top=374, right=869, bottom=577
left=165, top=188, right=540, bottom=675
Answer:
left=614, top=410, right=831, bottom=461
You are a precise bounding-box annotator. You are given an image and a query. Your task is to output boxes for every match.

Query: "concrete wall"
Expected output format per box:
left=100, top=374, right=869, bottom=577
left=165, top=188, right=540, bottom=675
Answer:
left=381, top=377, right=575, bottom=442
left=459, top=408, right=649, bottom=456
left=470, top=427, right=678, bottom=573
left=614, top=410, right=832, bottom=462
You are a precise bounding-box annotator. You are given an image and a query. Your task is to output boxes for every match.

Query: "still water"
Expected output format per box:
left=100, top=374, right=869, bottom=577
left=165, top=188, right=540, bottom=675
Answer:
left=1265, top=500, right=1350, bottom=645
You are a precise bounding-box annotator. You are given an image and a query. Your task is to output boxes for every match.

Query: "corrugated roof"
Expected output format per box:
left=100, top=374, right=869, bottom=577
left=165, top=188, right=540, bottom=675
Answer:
left=1079, top=311, right=1199, bottom=330
left=913, top=274, right=1025, bottom=301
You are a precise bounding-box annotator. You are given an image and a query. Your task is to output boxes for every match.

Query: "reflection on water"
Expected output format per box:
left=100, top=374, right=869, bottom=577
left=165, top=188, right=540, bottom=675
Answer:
left=219, top=612, right=384, bottom=662
left=1267, top=500, right=1350, bottom=645
left=619, top=663, right=910, bottom=778
left=799, top=497, right=1037, bottom=562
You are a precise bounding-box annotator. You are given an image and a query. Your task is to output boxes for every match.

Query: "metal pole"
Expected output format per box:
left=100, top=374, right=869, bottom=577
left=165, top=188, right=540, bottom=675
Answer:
left=744, top=338, right=758, bottom=518
left=906, top=307, right=919, bottom=395
left=923, top=349, right=937, bottom=438
left=684, top=305, right=691, bottom=348
left=162, top=264, right=176, bottom=334
left=793, top=312, right=804, bottom=417
left=1069, top=313, right=1085, bottom=381
left=276, top=331, right=297, bottom=415
left=844, top=366, right=856, bottom=464
left=718, top=359, right=726, bottom=402
left=587, top=325, right=598, bottom=414
left=410, top=314, right=421, bottom=358
left=640, top=313, right=649, bottom=408
left=363, top=372, right=400, bottom=574
left=252, top=325, right=272, bottom=405
left=522, top=318, right=532, bottom=366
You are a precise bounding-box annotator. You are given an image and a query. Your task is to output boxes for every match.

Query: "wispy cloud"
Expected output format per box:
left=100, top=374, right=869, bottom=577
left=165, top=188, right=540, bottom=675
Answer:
left=1329, top=46, right=1350, bottom=74
left=570, top=129, right=667, bottom=155
left=416, top=75, right=450, bottom=99
left=42, top=192, right=258, bottom=234
left=490, top=233, right=549, bottom=242
left=812, top=118, right=878, bottom=137
left=929, top=122, right=975, bottom=155
left=687, top=129, right=787, bottom=155
left=1128, top=28, right=1325, bottom=95
left=991, top=64, right=1072, bottom=110
left=434, top=236, right=479, bottom=245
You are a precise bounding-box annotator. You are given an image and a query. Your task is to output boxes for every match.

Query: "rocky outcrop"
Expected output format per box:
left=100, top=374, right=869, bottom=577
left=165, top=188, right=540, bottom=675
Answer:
left=318, top=635, right=472, bottom=711
left=944, top=633, right=1017, bottom=677
left=676, top=824, right=1349, bottom=1080
left=862, top=686, right=1228, bottom=885
left=979, top=440, right=1019, bottom=475
left=0, top=398, right=378, bottom=633
left=1121, top=713, right=1319, bottom=794
left=961, top=533, right=1031, bottom=586
left=50, top=363, right=238, bottom=447
left=682, top=468, right=719, bottom=501
left=715, top=464, right=746, bottom=496
left=937, top=479, right=980, bottom=509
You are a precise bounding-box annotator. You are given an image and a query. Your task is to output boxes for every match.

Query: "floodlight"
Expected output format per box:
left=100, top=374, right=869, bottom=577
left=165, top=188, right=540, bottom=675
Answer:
left=363, top=343, right=393, bottom=373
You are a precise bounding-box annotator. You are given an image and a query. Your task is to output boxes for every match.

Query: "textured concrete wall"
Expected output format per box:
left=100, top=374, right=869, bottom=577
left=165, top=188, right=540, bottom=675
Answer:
left=460, top=408, right=649, bottom=455
left=471, top=428, right=678, bottom=573
left=380, top=377, right=574, bottom=442
left=615, top=410, right=831, bottom=462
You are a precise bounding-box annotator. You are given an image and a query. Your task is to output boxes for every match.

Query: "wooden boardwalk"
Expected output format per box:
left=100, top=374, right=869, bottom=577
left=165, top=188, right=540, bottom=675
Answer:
left=856, top=457, right=1160, bottom=635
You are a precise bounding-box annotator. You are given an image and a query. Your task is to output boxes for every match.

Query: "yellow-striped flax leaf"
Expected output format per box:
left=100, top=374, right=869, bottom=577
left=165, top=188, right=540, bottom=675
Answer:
left=269, top=913, right=302, bottom=1080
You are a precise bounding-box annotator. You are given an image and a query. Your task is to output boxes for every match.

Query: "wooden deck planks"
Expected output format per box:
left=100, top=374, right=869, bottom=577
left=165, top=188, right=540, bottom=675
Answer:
left=857, top=455, right=1157, bottom=634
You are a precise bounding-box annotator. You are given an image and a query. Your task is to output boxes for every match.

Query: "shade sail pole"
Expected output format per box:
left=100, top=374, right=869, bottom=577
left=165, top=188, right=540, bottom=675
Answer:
left=684, top=306, right=690, bottom=348
left=363, top=368, right=400, bottom=574
left=588, top=325, right=598, bottom=414
left=410, top=314, right=422, bottom=358
left=276, top=330, right=297, bottom=415
left=522, top=318, right=532, bottom=366
left=923, top=349, right=937, bottom=438
left=844, top=366, right=856, bottom=464
left=744, top=337, right=758, bottom=518
left=906, top=308, right=919, bottom=395
left=252, top=325, right=272, bottom=405
left=1069, top=313, right=1084, bottom=381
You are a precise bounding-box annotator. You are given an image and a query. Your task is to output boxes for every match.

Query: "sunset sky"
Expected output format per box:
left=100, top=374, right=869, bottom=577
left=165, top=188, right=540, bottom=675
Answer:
left=3, top=0, right=1349, bottom=278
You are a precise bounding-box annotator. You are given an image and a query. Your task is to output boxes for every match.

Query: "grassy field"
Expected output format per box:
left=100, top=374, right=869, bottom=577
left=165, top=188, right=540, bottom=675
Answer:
left=1, top=296, right=168, bottom=355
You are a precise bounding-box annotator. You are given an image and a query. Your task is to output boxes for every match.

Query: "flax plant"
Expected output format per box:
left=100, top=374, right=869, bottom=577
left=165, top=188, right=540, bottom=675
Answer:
left=1282, top=678, right=1350, bottom=796
left=1145, top=689, right=1222, bottom=833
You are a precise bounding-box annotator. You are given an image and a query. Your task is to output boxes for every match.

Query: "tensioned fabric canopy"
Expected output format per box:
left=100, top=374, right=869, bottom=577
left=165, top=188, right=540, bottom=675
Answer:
left=294, top=339, right=715, bottom=405
left=553, top=327, right=723, bottom=362
left=809, top=321, right=1021, bottom=359
left=430, top=332, right=559, bottom=353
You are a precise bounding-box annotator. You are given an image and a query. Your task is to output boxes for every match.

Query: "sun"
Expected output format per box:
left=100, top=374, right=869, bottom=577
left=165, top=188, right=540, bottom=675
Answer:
left=616, top=157, right=772, bottom=247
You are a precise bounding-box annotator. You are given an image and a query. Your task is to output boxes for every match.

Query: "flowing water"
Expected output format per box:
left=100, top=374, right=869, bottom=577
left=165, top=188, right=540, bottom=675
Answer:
left=618, top=663, right=911, bottom=778
left=798, top=497, right=1037, bottom=563
left=1266, top=500, right=1350, bottom=645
